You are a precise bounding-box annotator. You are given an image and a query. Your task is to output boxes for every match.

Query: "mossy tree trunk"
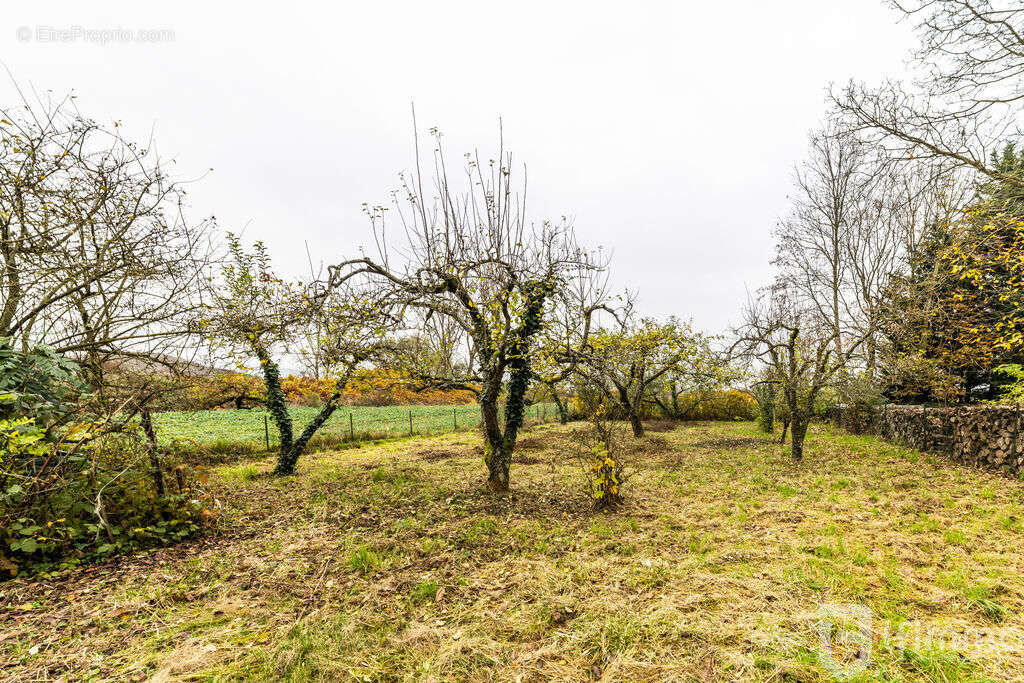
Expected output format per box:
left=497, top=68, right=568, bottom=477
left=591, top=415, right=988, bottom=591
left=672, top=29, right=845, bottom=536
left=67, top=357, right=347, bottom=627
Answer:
left=613, top=384, right=644, bottom=438
left=254, top=346, right=294, bottom=471
left=479, top=282, right=552, bottom=492
left=263, top=343, right=360, bottom=476
left=790, top=416, right=808, bottom=462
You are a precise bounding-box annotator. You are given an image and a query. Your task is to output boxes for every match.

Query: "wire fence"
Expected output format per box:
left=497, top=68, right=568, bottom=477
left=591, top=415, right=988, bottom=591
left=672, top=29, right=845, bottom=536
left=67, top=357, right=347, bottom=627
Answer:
left=155, top=402, right=561, bottom=449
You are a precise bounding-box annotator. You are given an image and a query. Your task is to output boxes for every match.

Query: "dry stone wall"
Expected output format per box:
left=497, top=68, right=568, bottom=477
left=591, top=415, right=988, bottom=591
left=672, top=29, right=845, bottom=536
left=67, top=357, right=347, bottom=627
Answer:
left=870, top=404, right=1024, bottom=475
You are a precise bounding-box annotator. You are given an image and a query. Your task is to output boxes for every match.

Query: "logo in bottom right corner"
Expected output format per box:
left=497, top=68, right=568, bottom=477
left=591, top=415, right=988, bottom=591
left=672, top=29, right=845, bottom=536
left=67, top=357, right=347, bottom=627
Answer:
left=816, top=603, right=873, bottom=679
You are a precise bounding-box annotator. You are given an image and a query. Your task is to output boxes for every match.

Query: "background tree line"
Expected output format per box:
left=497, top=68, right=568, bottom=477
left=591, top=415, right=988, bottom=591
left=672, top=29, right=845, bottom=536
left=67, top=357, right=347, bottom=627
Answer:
left=736, top=0, right=1024, bottom=461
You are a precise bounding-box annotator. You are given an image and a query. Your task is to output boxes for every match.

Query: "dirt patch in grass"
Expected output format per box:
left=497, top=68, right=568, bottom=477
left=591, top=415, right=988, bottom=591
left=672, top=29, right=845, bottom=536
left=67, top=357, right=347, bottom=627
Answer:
left=513, top=454, right=545, bottom=465
left=642, top=419, right=678, bottom=433
left=415, top=447, right=473, bottom=462
left=690, top=436, right=767, bottom=450
left=633, top=435, right=673, bottom=453
left=516, top=427, right=572, bottom=450
left=515, top=436, right=546, bottom=451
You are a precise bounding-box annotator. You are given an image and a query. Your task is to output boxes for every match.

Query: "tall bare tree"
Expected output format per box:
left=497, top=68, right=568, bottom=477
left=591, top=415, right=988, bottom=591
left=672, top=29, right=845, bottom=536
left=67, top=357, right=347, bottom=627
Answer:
left=773, top=125, right=874, bottom=366
left=330, top=122, right=609, bottom=492
left=835, top=1, right=1024, bottom=187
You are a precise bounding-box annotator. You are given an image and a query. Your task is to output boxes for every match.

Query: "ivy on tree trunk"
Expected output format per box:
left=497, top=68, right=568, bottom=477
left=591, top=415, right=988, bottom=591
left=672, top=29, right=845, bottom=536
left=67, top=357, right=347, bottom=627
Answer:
left=262, top=343, right=360, bottom=476
left=478, top=282, right=551, bottom=492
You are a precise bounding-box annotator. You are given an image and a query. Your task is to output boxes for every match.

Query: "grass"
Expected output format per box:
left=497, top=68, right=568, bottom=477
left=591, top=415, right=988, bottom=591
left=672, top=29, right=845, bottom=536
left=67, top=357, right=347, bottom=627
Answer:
left=3, top=420, right=1024, bottom=680
left=154, top=403, right=558, bottom=459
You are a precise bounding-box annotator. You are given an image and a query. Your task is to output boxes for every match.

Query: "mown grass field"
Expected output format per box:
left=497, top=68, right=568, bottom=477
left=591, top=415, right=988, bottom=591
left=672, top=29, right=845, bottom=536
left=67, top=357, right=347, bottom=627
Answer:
left=154, top=403, right=558, bottom=449
left=3, top=420, right=1024, bottom=681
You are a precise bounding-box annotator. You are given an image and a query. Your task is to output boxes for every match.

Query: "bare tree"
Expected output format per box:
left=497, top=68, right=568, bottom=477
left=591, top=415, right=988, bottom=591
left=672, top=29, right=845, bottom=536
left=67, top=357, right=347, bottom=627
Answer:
left=844, top=171, right=899, bottom=376
left=203, top=236, right=396, bottom=475
left=330, top=122, right=609, bottom=492
left=733, top=287, right=867, bottom=461
left=0, top=87, right=215, bottom=399
left=772, top=121, right=968, bottom=381
left=531, top=269, right=615, bottom=424
left=834, top=1, right=1024, bottom=187
left=773, top=125, right=876, bottom=369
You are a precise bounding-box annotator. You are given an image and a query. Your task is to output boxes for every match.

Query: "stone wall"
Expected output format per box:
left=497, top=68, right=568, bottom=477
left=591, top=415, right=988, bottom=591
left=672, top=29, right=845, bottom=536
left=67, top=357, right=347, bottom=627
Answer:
left=868, top=404, right=1024, bottom=475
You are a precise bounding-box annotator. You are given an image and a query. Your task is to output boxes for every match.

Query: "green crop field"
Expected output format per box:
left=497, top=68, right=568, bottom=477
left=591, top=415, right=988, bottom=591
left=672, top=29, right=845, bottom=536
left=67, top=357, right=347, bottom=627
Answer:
left=154, top=403, right=558, bottom=448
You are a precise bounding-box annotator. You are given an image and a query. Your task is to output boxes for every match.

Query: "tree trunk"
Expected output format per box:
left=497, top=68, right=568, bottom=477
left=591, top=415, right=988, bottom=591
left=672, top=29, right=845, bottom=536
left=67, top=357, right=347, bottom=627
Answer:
left=254, top=346, right=296, bottom=474
left=478, top=369, right=509, bottom=492
left=615, top=385, right=644, bottom=437
left=866, top=335, right=877, bottom=379
left=486, top=441, right=511, bottom=492
left=790, top=416, right=808, bottom=462
left=502, top=364, right=531, bottom=454
left=779, top=418, right=789, bottom=445
left=552, top=391, right=568, bottom=424
left=0, top=241, right=19, bottom=336
left=139, top=408, right=165, bottom=497
left=628, top=408, right=644, bottom=438
left=275, top=369, right=355, bottom=475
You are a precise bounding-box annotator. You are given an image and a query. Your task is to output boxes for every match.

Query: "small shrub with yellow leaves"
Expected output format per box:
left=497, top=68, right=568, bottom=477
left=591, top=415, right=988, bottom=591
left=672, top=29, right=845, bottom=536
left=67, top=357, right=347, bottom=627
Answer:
left=571, top=402, right=630, bottom=511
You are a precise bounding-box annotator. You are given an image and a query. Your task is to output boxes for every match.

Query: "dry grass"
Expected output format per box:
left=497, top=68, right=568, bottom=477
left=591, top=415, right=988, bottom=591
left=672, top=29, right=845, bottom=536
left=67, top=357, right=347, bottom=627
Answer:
left=2, top=421, right=1023, bottom=681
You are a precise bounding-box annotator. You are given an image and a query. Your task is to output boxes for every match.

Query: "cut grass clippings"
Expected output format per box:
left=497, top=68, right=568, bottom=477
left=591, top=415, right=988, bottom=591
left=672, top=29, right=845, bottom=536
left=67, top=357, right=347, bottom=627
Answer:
left=2, top=421, right=1023, bottom=680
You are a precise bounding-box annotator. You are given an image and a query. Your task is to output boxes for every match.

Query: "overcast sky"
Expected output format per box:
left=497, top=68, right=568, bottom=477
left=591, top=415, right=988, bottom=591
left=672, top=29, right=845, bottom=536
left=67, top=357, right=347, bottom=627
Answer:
left=1, top=1, right=916, bottom=335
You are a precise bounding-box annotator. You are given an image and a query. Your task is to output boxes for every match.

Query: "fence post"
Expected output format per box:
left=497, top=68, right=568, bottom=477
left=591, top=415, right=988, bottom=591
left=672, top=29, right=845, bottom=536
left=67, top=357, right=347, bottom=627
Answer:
left=453, top=407, right=457, bottom=431
left=264, top=414, right=270, bottom=450
left=409, top=409, right=413, bottom=437
left=349, top=412, right=354, bottom=440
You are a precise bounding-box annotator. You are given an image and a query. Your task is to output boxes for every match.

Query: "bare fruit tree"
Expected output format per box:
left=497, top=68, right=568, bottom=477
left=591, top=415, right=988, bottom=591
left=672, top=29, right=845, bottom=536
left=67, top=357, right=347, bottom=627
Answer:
left=576, top=305, right=723, bottom=438
left=203, top=235, right=396, bottom=475
left=530, top=268, right=615, bottom=424
left=330, top=123, right=608, bottom=492
left=733, top=286, right=867, bottom=462
left=0, top=89, right=215, bottom=378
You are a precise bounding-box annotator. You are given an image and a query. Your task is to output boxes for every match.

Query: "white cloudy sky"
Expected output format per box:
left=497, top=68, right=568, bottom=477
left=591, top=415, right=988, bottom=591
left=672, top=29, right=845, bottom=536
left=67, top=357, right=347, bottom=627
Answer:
left=1, top=1, right=916, bottom=334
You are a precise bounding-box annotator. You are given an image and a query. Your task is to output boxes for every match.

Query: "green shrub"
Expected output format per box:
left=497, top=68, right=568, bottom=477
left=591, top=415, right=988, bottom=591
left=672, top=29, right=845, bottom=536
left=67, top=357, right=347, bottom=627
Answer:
left=0, top=340, right=214, bottom=578
left=752, top=384, right=775, bottom=433
left=1, top=424, right=215, bottom=577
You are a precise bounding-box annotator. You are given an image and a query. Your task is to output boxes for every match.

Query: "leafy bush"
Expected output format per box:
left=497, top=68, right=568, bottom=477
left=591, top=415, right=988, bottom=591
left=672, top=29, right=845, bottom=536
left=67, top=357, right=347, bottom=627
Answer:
left=573, top=388, right=755, bottom=422
left=678, top=389, right=756, bottom=421
left=571, top=403, right=630, bottom=510
left=283, top=369, right=477, bottom=406
left=0, top=339, right=86, bottom=430
left=994, top=364, right=1024, bottom=404
left=752, top=384, right=775, bottom=432
left=1, top=435, right=213, bottom=576
left=0, top=340, right=214, bottom=578
left=155, top=368, right=479, bottom=412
